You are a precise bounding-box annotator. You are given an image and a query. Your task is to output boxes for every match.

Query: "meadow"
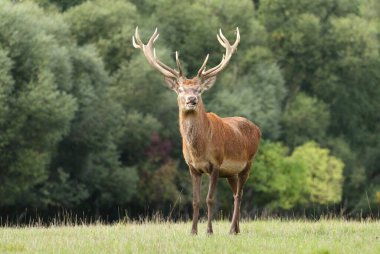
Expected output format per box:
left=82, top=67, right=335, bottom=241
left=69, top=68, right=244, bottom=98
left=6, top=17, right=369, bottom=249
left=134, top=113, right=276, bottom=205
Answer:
left=0, top=220, right=379, bottom=254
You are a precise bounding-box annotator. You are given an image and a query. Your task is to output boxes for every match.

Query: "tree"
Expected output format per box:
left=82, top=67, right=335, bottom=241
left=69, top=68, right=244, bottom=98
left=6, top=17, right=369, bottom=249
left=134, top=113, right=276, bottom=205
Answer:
left=259, top=0, right=361, bottom=100
left=0, top=1, right=77, bottom=205
left=1, top=0, right=378, bottom=219
left=208, top=64, right=286, bottom=139
left=247, top=141, right=306, bottom=210
left=282, top=92, right=330, bottom=148
left=47, top=45, right=138, bottom=209
left=260, top=0, right=380, bottom=212
left=64, top=0, right=139, bottom=73
left=290, top=142, right=344, bottom=205
left=32, top=0, right=86, bottom=11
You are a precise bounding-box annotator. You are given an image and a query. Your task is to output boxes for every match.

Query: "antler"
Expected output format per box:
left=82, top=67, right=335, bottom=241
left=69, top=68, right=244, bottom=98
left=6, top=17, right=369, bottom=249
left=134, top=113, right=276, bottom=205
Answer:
left=132, top=27, right=183, bottom=79
left=197, top=28, right=240, bottom=79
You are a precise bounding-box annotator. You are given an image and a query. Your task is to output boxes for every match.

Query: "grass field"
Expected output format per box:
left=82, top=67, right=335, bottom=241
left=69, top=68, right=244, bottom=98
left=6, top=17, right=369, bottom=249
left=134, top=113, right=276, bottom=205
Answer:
left=0, top=220, right=379, bottom=254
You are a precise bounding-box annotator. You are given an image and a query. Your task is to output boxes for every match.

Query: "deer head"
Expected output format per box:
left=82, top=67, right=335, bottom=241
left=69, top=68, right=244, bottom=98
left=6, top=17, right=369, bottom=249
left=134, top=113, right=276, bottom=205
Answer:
left=132, top=27, right=240, bottom=112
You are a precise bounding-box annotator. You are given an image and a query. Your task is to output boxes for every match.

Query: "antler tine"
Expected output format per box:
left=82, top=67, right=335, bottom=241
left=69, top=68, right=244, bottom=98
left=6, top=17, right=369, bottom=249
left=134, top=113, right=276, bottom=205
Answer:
left=198, top=27, right=240, bottom=79
left=197, top=54, right=209, bottom=77
left=203, top=54, right=225, bottom=75
left=217, top=29, right=228, bottom=46
left=132, top=41, right=139, bottom=49
left=217, top=34, right=226, bottom=48
left=176, top=51, right=184, bottom=76
left=132, top=36, right=139, bottom=48
left=133, top=27, right=143, bottom=48
left=154, top=50, right=183, bottom=76
left=233, top=27, right=240, bottom=48
left=147, top=28, right=159, bottom=47
left=132, top=27, right=180, bottom=79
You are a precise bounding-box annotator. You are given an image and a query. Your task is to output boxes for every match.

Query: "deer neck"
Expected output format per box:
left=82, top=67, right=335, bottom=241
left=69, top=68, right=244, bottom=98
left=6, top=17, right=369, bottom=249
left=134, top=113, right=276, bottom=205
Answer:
left=179, top=100, right=210, bottom=149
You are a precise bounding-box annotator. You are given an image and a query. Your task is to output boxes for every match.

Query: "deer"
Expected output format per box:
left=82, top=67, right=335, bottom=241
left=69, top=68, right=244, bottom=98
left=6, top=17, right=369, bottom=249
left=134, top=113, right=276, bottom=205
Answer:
left=132, top=27, right=261, bottom=235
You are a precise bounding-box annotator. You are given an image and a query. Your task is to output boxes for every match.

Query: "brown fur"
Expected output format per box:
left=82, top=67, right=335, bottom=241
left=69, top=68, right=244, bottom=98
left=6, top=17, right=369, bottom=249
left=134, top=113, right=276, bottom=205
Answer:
left=180, top=99, right=261, bottom=178
left=178, top=88, right=261, bottom=235
left=133, top=27, right=260, bottom=235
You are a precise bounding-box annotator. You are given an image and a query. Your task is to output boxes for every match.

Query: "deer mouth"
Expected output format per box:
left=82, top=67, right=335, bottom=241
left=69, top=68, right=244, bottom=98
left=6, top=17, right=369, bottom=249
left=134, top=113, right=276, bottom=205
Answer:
left=185, top=101, right=197, bottom=110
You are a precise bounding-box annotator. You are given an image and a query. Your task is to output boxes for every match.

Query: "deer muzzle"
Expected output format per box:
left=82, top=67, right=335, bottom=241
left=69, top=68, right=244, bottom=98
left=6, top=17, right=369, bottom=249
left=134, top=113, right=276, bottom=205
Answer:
left=185, top=96, right=198, bottom=110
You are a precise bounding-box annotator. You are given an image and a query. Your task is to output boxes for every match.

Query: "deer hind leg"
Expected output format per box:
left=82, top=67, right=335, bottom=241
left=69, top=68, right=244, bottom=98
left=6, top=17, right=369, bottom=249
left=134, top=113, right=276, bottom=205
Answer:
left=206, top=165, right=219, bottom=235
left=227, top=175, right=238, bottom=225
left=227, top=175, right=238, bottom=195
left=229, top=161, right=252, bottom=234
left=190, top=167, right=201, bottom=235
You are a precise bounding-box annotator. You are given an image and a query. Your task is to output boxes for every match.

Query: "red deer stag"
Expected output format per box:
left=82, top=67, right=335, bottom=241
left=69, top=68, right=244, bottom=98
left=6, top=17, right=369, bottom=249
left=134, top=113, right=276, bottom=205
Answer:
left=132, top=27, right=261, bottom=235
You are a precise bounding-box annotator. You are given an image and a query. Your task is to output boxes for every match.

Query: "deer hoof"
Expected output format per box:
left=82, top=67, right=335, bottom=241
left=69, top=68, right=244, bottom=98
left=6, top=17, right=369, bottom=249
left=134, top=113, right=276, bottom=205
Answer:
left=229, top=227, right=240, bottom=235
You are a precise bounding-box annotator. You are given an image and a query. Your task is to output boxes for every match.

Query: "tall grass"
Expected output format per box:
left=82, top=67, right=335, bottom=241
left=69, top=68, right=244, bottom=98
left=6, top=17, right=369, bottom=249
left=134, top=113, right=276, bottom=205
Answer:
left=0, top=219, right=379, bottom=254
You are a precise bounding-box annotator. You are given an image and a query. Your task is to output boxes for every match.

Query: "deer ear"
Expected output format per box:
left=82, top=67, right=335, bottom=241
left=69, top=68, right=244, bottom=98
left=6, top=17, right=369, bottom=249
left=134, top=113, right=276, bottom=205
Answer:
left=201, top=76, right=216, bottom=92
left=164, top=77, right=178, bottom=92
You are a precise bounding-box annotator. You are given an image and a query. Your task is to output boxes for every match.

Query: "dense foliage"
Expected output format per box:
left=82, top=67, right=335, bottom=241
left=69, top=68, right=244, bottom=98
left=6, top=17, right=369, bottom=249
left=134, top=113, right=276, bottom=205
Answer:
left=0, top=0, right=379, bottom=220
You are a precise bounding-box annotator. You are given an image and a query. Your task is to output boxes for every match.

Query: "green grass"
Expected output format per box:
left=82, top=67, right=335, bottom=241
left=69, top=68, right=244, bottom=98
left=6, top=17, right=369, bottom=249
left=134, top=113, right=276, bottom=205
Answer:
left=0, top=220, right=379, bottom=254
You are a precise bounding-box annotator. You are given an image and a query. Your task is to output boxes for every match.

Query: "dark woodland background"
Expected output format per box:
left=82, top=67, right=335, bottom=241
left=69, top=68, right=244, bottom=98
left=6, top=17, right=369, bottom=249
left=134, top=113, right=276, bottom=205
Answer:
left=0, top=0, right=380, bottom=223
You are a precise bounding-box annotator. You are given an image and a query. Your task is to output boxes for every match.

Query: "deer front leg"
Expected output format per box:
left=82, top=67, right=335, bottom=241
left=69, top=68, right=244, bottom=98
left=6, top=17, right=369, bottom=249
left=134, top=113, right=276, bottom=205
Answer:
left=206, top=166, right=219, bottom=235
left=190, top=167, right=201, bottom=235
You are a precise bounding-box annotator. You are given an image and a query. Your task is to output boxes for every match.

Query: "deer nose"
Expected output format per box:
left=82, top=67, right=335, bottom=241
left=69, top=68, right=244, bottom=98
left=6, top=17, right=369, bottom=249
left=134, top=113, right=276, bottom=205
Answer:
left=187, top=96, right=197, bottom=104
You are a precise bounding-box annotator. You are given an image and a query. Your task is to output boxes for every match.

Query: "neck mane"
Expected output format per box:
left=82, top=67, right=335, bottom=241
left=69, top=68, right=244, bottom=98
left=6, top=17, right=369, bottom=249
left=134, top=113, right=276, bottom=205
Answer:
left=179, top=100, right=209, bottom=149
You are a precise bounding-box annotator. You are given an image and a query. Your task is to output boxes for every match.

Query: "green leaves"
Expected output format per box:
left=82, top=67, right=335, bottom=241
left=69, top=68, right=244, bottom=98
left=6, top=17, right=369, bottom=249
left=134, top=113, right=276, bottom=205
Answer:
left=64, top=0, right=139, bottom=73
left=290, top=142, right=344, bottom=204
left=0, top=1, right=77, bottom=205
left=208, top=63, right=286, bottom=139
left=249, top=141, right=344, bottom=210
left=0, top=0, right=379, bottom=218
left=249, top=141, right=306, bottom=210
left=0, top=48, right=13, bottom=127
left=282, top=92, right=330, bottom=148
